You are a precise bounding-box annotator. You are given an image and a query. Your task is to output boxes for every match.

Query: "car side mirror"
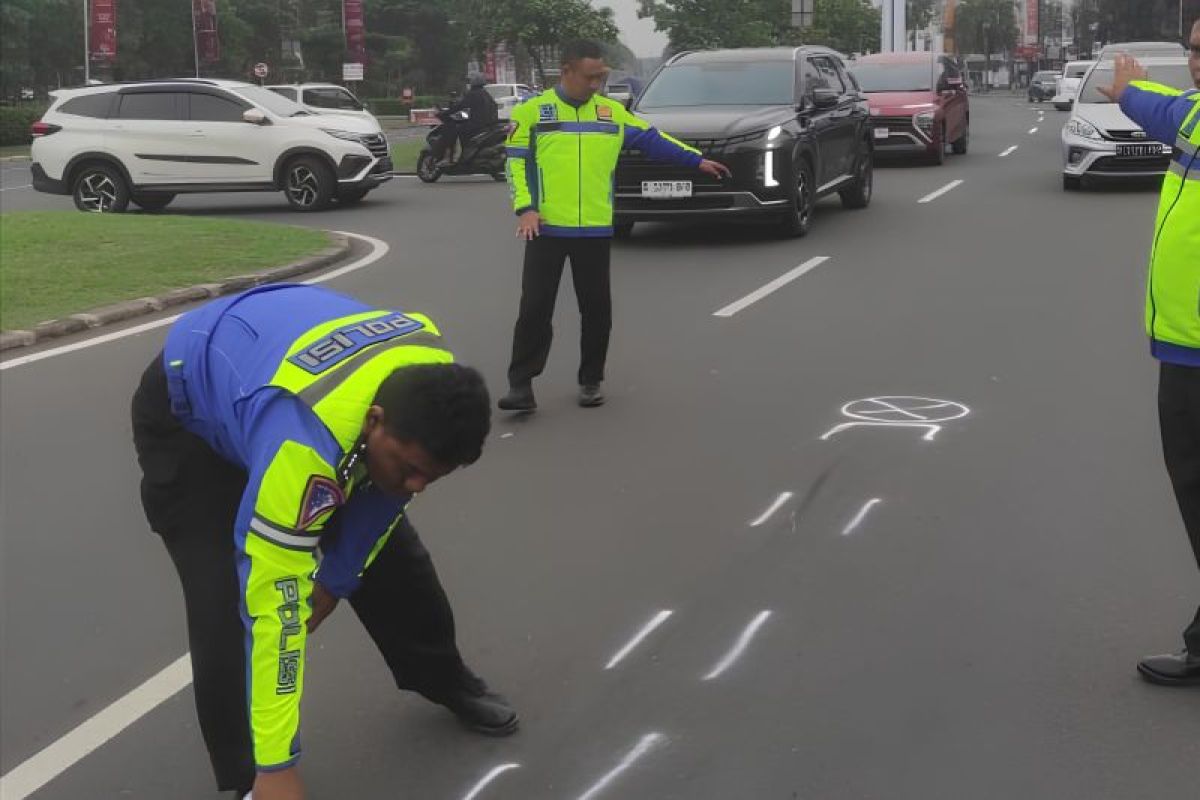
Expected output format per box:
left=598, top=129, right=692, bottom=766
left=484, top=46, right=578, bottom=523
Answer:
left=243, top=108, right=269, bottom=125
left=812, top=88, right=839, bottom=109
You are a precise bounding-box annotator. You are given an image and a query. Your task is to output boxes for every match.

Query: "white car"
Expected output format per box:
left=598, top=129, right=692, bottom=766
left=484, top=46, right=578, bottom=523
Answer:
left=30, top=78, right=391, bottom=212
left=484, top=83, right=535, bottom=119
left=1052, top=60, right=1095, bottom=110
left=266, top=83, right=381, bottom=127
left=1061, top=54, right=1193, bottom=190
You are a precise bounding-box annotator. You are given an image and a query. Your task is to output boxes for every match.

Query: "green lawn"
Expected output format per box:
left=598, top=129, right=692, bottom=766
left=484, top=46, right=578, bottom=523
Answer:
left=391, top=137, right=427, bottom=173
left=0, top=212, right=331, bottom=330
left=0, top=145, right=30, bottom=159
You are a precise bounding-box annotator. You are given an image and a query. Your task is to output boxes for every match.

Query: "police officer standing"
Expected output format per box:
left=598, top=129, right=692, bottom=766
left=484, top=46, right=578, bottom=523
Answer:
left=1100, top=23, right=1200, bottom=686
left=497, top=40, right=731, bottom=411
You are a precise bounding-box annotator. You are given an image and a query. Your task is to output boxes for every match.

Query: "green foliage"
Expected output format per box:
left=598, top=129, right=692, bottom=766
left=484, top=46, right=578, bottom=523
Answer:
left=801, top=0, right=882, bottom=55
left=954, top=0, right=1019, bottom=60
left=0, top=104, right=46, bottom=146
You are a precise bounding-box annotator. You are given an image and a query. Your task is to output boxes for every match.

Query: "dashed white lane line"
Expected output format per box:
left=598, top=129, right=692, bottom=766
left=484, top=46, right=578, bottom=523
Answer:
left=999, top=145, right=1019, bottom=157
left=841, top=498, right=883, bottom=536
left=917, top=179, right=964, bottom=204
left=1028, top=127, right=1039, bottom=134
left=0, top=655, right=192, bottom=800
left=0, top=231, right=389, bottom=371
left=576, top=733, right=668, bottom=800
left=702, top=610, right=773, bottom=681
left=461, top=763, right=521, bottom=800
left=748, top=491, right=793, bottom=527
left=713, top=256, right=830, bottom=318
left=605, top=610, right=674, bottom=670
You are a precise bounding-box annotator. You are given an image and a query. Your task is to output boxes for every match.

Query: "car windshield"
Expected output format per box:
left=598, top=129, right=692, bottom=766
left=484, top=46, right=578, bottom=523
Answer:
left=485, top=86, right=512, bottom=99
left=1065, top=64, right=1091, bottom=78
left=637, top=61, right=795, bottom=108
left=1078, top=62, right=1193, bottom=104
left=851, top=62, right=934, bottom=92
left=235, top=85, right=310, bottom=116
left=303, top=88, right=364, bottom=111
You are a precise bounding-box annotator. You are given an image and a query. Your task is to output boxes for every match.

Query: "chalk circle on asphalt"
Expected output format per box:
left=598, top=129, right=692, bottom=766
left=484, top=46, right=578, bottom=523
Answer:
left=820, top=396, right=970, bottom=442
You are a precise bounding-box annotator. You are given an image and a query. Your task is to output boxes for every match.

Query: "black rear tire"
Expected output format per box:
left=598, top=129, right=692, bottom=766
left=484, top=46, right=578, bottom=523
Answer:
left=614, top=220, right=635, bottom=239
left=491, top=172, right=507, bottom=182
left=132, top=193, right=175, bottom=212
left=284, top=156, right=335, bottom=211
left=779, top=158, right=815, bottom=238
left=417, top=152, right=441, bottom=183
left=951, top=124, right=969, bottom=155
left=72, top=163, right=130, bottom=213
left=839, top=147, right=873, bottom=209
left=930, top=125, right=946, bottom=165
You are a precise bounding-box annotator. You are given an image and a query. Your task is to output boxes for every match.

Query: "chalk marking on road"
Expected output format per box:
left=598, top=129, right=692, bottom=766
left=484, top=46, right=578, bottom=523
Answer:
left=500, top=432, right=515, bottom=439
left=0, top=183, right=32, bottom=191
left=702, top=610, right=773, bottom=681
left=1029, top=127, right=1039, bottom=134
left=748, top=492, right=793, bottom=527
left=917, top=180, right=964, bottom=204
left=0, top=654, right=192, bottom=800
left=713, top=257, right=830, bottom=318
left=841, top=498, right=883, bottom=536
left=819, top=396, right=970, bottom=442
left=576, top=733, right=668, bottom=800
left=461, top=763, right=521, bottom=800
left=999, top=145, right=1019, bottom=157
left=0, top=231, right=389, bottom=371
left=605, top=610, right=674, bottom=670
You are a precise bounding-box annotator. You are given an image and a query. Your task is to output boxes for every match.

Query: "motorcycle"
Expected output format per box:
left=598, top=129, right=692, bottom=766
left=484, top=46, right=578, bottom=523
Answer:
left=416, top=109, right=508, bottom=183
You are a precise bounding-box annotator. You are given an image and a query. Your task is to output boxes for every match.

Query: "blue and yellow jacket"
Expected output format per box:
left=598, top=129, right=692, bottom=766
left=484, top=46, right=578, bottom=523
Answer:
left=162, top=284, right=452, bottom=771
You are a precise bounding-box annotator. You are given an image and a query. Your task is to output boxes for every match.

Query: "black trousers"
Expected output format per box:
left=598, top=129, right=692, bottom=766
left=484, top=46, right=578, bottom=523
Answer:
left=507, top=235, right=612, bottom=388
left=1158, top=362, right=1200, bottom=655
left=131, top=357, right=467, bottom=792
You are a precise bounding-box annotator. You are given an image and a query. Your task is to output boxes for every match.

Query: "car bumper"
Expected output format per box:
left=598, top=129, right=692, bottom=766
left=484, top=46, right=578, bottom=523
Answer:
left=338, top=155, right=394, bottom=186
left=614, top=149, right=791, bottom=222
left=31, top=162, right=68, bottom=195
left=1061, top=131, right=1172, bottom=179
left=869, top=118, right=937, bottom=157
left=614, top=190, right=789, bottom=221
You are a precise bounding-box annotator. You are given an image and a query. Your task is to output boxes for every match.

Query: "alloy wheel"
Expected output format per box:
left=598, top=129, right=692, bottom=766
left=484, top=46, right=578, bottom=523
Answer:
left=287, top=166, right=320, bottom=208
left=78, top=173, right=118, bottom=212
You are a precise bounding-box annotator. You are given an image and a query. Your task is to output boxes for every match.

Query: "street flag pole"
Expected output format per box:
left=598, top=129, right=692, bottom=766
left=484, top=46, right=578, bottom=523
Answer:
left=83, top=0, right=90, bottom=83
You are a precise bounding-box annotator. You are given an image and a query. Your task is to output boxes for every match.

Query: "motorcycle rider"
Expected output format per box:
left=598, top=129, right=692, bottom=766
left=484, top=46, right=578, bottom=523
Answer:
left=439, top=74, right=499, bottom=165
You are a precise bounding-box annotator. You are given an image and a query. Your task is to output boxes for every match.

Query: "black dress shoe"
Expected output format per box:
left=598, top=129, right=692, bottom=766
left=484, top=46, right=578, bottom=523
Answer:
left=578, top=383, right=605, bottom=407
left=437, top=670, right=520, bottom=736
left=1137, top=650, right=1200, bottom=686
left=498, top=385, right=536, bottom=412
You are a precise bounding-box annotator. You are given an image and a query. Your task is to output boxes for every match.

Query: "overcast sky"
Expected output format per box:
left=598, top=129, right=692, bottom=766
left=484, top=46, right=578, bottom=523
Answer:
left=595, top=0, right=669, bottom=57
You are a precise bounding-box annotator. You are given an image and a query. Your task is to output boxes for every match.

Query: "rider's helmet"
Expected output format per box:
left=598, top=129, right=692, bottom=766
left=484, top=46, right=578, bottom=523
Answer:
left=468, top=73, right=488, bottom=90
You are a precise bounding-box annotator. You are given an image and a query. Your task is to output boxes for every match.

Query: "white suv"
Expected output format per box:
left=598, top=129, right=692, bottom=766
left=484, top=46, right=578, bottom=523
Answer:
left=31, top=79, right=392, bottom=213
left=266, top=83, right=380, bottom=126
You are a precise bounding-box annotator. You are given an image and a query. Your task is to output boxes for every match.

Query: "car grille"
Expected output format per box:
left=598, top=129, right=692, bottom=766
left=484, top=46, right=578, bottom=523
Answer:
left=616, top=155, right=726, bottom=190
left=871, top=115, right=916, bottom=129
left=1090, top=154, right=1171, bottom=173
left=1104, top=129, right=1150, bottom=142
left=619, top=196, right=736, bottom=211
left=361, top=133, right=389, bottom=159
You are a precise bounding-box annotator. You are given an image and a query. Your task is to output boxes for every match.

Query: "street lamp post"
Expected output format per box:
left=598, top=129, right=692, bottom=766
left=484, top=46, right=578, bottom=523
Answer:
left=83, top=0, right=90, bottom=83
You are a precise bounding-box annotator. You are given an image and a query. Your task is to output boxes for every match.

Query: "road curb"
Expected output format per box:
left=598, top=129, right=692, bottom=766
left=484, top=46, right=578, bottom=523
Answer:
left=0, top=232, right=351, bottom=353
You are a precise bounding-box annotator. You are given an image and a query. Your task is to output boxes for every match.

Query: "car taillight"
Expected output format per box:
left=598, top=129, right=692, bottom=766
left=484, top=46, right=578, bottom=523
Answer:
left=31, top=121, right=61, bottom=138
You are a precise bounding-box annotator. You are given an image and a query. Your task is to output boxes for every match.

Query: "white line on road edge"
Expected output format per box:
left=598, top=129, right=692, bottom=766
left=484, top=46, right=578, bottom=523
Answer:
left=576, top=733, right=668, bottom=800
left=841, top=498, right=883, bottom=536
left=748, top=492, right=793, bottom=527
left=0, top=231, right=389, bottom=371
left=605, top=610, right=674, bottom=670
left=702, top=610, right=773, bottom=681
left=917, top=180, right=964, bottom=204
left=999, top=145, right=1019, bottom=157
left=713, top=257, right=830, bottom=318
left=461, top=763, right=521, bottom=800
left=0, top=183, right=32, bottom=191
left=1029, top=127, right=1039, bottom=134
left=0, top=655, right=192, bottom=800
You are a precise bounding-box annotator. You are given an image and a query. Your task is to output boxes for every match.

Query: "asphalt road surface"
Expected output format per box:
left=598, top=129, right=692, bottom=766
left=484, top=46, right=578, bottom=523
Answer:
left=2, top=95, right=1198, bottom=799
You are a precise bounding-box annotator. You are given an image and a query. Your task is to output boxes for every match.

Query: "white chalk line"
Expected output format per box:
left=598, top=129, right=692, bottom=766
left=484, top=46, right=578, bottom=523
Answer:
left=575, top=733, right=668, bottom=800
left=842, top=498, right=883, bottom=536
left=702, top=610, right=773, bottom=681
left=460, top=763, right=521, bottom=800
left=748, top=491, right=793, bottom=527
left=605, top=610, right=674, bottom=670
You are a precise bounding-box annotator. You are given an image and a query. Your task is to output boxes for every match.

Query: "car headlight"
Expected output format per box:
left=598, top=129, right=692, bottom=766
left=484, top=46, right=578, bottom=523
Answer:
left=1064, top=118, right=1101, bottom=140
left=766, top=125, right=783, bottom=142
left=914, top=110, right=935, bottom=135
left=322, top=128, right=366, bottom=144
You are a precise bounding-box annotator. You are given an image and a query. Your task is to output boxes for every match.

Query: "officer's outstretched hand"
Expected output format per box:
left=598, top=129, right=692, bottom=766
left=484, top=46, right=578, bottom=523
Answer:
left=516, top=210, right=542, bottom=241
left=307, top=581, right=338, bottom=634
left=1098, top=54, right=1148, bottom=102
left=698, top=159, right=732, bottom=179
left=254, top=766, right=305, bottom=800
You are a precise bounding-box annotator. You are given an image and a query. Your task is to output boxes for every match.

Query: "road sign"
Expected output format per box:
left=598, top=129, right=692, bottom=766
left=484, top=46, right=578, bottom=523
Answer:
left=343, top=63, right=364, bottom=82
left=253, top=62, right=269, bottom=79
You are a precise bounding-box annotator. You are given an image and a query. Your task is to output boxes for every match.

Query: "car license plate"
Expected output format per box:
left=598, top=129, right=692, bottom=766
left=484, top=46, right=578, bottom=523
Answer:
left=641, top=181, right=692, bottom=199
left=1117, top=143, right=1165, bottom=157
left=873, top=127, right=889, bottom=140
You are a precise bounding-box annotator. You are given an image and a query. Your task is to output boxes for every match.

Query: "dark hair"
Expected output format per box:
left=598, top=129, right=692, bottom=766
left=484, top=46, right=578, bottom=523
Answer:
left=373, top=363, right=491, bottom=467
left=562, top=40, right=605, bottom=66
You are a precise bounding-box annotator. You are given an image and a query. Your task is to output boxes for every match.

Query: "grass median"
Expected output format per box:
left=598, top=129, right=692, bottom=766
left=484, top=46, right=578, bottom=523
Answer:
left=391, top=136, right=427, bottom=173
left=0, top=211, right=332, bottom=330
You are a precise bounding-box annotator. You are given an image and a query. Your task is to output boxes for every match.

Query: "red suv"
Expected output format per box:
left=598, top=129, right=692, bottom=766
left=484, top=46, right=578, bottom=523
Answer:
left=850, top=53, right=970, bottom=165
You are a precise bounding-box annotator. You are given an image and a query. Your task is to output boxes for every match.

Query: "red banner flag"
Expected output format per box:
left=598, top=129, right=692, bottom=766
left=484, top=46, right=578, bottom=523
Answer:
left=344, top=0, right=366, bottom=64
left=90, top=0, right=117, bottom=64
left=193, top=0, right=220, bottom=64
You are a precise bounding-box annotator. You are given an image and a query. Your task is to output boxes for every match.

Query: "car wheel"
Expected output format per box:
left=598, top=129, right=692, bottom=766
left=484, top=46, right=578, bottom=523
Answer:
left=284, top=156, right=335, bottom=212
left=132, top=193, right=175, bottom=212
left=951, top=125, right=969, bottom=155
left=779, top=158, right=815, bottom=238
left=930, top=125, right=946, bottom=165
left=337, top=187, right=370, bottom=205
left=614, top=220, right=635, bottom=239
left=491, top=172, right=507, bottom=182
left=416, top=152, right=441, bottom=183
left=73, top=163, right=130, bottom=213
left=839, top=148, right=873, bottom=210
left=1062, top=174, right=1083, bottom=191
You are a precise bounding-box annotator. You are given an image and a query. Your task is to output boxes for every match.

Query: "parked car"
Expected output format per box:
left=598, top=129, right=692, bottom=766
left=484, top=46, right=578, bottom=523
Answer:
left=1061, top=53, right=1193, bottom=190
left=1028, top=70, right=1061, bottom=102
left=266, top=83, right=381, bottom=127
left=30, top=78, right=391, bottom=212
left=1052, top=60, right=1095, bottom=110
left=1096, top=41, right=1188, bottom=58
left=484, top=83, right=535, bottom=119
left=605, top=82, right=634, bottom=105
left=851, top=52, right=969, bottom=165
left=614, top=46, right=873, bottom=238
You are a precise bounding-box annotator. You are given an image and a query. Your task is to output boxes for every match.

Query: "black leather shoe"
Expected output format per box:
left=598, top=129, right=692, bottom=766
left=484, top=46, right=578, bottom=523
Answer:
left=1137, top=650, right=1200, bottom=686
left=437, top=671, right=519, bottom=736
left=498, top=385, right=536, bottom=412
left=578, top=383, right=605, bottom=407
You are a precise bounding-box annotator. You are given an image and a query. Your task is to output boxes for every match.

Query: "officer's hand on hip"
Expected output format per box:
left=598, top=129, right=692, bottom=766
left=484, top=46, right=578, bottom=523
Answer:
left=307, top=581, right=338, bottom=634
left=698, top=159, right=732, bottom=179
left=254, top=766, right=305, bottom=800
left=1098, top=54, right=1148, bottom=101
left=516, top=210, right=542, bottom=240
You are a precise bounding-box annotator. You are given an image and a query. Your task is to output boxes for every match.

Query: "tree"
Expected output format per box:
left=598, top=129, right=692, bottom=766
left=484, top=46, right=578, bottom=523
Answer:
left=907, top=0, right=938, bottom=49
left=801, top=0, right=881, bottom=55
left=954, top=0, right=1018, bottom=87
left=636, top=0, right=796, bottom=53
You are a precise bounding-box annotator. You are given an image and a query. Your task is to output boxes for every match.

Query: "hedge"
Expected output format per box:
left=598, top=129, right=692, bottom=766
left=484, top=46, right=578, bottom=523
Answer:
left=365, top=96, right=442, bottom=116
left=0, top=105, right=47, bottom=146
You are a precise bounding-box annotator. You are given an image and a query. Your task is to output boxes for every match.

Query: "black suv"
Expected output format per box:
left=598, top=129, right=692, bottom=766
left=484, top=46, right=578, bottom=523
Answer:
left=614, top=47, right=872, bottom=238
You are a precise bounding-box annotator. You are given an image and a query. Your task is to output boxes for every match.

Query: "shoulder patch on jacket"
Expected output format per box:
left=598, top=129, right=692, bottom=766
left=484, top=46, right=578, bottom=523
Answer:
left=596, top=104, right=612, bottom=120
left=539, top=103, right=558, bottom=122
left=298, top=475, right=345, bottom=529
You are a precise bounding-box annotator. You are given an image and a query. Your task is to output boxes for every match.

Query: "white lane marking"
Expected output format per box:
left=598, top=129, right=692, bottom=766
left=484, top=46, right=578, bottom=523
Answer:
left=1028, top=127, right=1039, bottom=134
left=713, top=256, right=830, bottom=318
left=605, top=610, right=673, bottom=670
left=576, top=733, right=668, bottom=800
left=461, top=763, right=521, bottom=800
left=0, top=231, right=389, bottom=371
left=917, top=179, right=964, bottom=204
left=702, top=610, right=773, bottom=681
left=748, top=492, right=793, bottom=527
left=0, top=183, right=32, bottom=191
left=841, top=498, right=883, bottom=536
left=0, top=655, right=192, bottom=800
left=999, top=145, right=1019, bottom=157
